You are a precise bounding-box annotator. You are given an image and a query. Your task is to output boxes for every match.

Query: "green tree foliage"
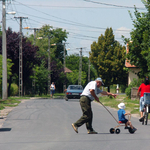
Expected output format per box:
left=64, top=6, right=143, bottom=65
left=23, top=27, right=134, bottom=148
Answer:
left=90, top=28, right=127, bottom=91
left=0, top=28, right=39, bottom=96
left=123, top=0, right=150, bottom=77
left=28, top=25, right=68, bottom=92
left=65, top=54, right=98, bottom=87
left=0, top=55, right=13, bottom=97
left=66, top=70, right=86, bottom=86
left=30, top=61, right=49, bottom=95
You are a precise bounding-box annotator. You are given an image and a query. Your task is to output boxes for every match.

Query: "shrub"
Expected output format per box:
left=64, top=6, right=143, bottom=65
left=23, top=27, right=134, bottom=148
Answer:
left=10, top=83, right=18, bottom=96
left=125, top=78, right=142, bottom=99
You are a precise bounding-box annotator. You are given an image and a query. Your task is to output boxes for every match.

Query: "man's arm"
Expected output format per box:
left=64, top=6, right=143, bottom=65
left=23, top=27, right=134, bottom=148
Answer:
left=90, top=89, right=100, bottom=102
left=101, top=91, right=117, bottom=98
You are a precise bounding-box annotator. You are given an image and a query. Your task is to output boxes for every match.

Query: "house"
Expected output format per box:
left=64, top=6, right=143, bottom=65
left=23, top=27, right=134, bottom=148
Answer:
left=125, top=43, right=140, bottom=85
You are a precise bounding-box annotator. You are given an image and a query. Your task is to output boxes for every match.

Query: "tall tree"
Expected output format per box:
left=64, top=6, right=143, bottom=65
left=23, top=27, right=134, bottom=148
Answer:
left=0, top=28, right=39, bottom=96
left=28, top=25, right=69, bottom=92
left=65, top=54, right=98, bottom=87
left=90, top=28, right=127, bottom=92
left=123, top=0, right=150, bottom=77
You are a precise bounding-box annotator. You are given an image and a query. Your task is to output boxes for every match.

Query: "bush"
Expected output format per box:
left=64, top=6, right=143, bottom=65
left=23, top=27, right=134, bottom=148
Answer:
left=125, top=78, right=142, bottom=99
left=10, top=83, right=18, bottom=96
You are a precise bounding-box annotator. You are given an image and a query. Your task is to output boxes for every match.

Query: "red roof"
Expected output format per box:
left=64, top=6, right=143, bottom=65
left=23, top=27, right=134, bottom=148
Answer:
left=125, top=43, right=137, bottom=68
left=64, top=67, right=72, bottom=73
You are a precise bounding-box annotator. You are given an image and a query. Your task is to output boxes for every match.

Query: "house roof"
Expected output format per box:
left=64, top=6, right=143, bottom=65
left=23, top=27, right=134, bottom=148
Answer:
left=125, top=60, right=137, bottom=68
left=64, top=67, right=72, bottom=73
left=125, top=43, right=137, bottom=68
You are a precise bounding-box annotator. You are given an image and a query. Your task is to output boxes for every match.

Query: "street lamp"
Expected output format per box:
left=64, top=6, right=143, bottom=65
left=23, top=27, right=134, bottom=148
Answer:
left=1, top=0, right=16, bottom=100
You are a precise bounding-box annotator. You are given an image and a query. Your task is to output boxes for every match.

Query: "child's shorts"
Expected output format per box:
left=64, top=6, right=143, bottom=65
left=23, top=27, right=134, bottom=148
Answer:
left=119, top=119, right=128, bottom=124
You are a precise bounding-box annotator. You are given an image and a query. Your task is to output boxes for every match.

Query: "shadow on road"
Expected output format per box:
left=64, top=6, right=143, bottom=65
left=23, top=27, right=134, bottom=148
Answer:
left=0, top=128, right=11, bottom=132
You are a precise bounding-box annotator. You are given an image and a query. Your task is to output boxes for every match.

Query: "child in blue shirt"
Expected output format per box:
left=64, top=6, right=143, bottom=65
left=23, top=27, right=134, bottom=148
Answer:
left=118, top=103, right=137, bottom=132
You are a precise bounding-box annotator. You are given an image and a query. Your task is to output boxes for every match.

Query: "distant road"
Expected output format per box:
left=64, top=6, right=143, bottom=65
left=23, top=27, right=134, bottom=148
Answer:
left=0, top=98, right=150, bottom=150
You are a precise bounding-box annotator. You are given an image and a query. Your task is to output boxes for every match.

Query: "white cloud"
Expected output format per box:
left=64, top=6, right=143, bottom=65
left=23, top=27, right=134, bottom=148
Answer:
left=115, top=27, right=131, bottom=39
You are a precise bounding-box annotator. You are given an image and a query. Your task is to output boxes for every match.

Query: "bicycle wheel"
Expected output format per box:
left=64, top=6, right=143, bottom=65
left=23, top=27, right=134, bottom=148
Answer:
left=142, top=114, right=145, bottom=125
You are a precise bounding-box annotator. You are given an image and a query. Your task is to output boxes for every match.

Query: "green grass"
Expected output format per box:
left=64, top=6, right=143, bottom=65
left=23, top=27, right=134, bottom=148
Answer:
left=0, top=96, right=30, bottom=110
left=0, top=99, right=20, bottom=110
left=98, top=94, right=140, bottom=115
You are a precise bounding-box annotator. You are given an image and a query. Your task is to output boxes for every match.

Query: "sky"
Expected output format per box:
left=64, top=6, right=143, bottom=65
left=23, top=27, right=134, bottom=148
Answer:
left=0, top=0, right=146, bottom=57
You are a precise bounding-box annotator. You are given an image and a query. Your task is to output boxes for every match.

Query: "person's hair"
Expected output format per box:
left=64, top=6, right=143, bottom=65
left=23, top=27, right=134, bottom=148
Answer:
left=144, top=77, right=149, bottom=85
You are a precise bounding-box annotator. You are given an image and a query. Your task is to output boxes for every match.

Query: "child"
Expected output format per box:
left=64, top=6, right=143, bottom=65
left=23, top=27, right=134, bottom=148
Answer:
left=117, top=103, right=137, bottom=132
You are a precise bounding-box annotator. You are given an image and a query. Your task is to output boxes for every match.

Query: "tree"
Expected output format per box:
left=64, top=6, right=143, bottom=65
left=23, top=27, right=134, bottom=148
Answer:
left=0, top=55, right=13, bottom=97
left=28, top=25, right=69, bottom=92
left=30, top=60, right=49, bottom=95
left=123, top=0, right=150, bottom=77
left=90, top=28, right=127, bottom=92
left=0, top=28, right=39, bottom=96
left=65, top=54, right=98, bottom=87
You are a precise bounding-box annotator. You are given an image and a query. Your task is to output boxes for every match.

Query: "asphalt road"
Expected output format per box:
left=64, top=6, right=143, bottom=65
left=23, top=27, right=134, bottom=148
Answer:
left=0, top=98, right=150, bottom=150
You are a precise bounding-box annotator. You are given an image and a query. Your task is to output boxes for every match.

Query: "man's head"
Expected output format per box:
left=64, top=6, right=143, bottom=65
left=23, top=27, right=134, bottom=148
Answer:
left=95, top=77, right=104, bottom=87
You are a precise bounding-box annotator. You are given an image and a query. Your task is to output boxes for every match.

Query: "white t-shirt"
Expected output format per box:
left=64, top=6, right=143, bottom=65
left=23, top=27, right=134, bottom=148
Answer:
left=81, top=81, right=102, bottom=101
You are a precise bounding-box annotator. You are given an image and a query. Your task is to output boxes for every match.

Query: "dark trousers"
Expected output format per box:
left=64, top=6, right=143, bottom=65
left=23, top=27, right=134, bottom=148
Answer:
left=74, top=96, right=93, bottom=131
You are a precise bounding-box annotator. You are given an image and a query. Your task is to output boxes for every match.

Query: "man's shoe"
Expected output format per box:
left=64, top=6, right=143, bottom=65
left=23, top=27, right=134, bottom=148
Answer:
left=124, top=126, right=130, bottom=129
left=72, top=123, right=78, bottom=133
left=87, top=130, right=98, bottom=134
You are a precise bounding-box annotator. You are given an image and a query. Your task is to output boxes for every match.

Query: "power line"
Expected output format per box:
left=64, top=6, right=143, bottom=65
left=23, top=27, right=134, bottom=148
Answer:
left=83, top=0, right=146, bottom=10
left=12, top=1, right=133, bottom=31
left=7, top=3, right=142, bottom=9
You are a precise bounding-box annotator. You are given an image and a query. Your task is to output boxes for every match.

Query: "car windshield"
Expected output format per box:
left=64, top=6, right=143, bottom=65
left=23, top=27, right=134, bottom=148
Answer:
left=68, top=85, right=83, bottom=90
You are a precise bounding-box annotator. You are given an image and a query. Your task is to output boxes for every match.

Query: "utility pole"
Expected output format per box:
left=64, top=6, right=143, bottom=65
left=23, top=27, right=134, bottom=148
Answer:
left=2, top=0, right=7, bottom=100
left=24, top=27, right=40, bottom=95
left=14, top=17, right=28, bottom=96
left=78, top=48, right=82, bottom=85
left=48, top=36, right=51, bottom=94
left=76, top=47, right=86, bottom=85
left=88, top=59, right=90, bottom=82
left=63, top=43, right=66, bottom=92
left=63, top=42, right=69, bottom=92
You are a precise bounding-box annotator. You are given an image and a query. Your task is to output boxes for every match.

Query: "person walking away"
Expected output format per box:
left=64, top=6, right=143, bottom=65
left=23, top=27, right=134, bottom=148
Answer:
left=50, top=82, right=56, bottom=98
left=117, top=102, right=137, bottom=132
left=137, top=77, right=150, bottom=121
left=71, top=77, right=117, bottom=134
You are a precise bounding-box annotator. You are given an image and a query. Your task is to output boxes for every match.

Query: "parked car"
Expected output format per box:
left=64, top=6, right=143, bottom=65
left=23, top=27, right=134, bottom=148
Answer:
left=65, top=85, right=83, bottom=101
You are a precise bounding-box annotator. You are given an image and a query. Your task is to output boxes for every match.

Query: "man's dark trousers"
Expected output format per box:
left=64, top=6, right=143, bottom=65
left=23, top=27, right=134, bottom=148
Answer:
left=74, top=96, right=93, bottom=131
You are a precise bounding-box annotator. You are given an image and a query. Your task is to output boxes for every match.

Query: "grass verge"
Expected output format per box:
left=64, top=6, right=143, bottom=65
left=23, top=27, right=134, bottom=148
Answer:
left=98, top=94, right=140, bottom=115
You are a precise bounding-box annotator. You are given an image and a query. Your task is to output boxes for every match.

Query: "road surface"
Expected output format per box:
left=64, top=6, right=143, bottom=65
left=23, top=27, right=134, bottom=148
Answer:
left=0, top=98, right=150, bottom=150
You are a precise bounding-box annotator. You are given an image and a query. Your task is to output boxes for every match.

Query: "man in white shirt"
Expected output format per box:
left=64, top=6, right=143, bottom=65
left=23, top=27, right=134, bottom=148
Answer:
left=72, top=77, right=117, bottom=134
